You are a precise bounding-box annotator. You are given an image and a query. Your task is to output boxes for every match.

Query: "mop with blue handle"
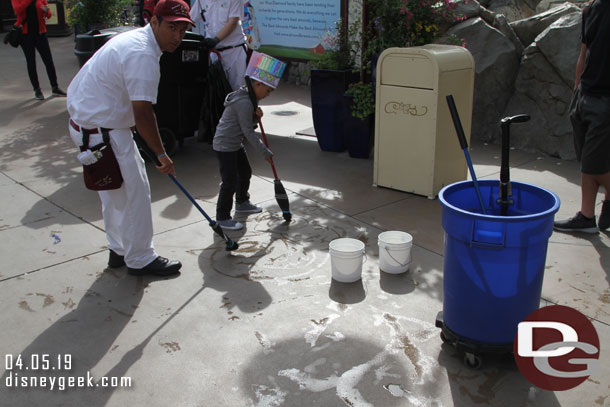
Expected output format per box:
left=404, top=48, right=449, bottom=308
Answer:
left=446, top=94, right=486, bottom=214
left=133, top=131, right=239, bottom=251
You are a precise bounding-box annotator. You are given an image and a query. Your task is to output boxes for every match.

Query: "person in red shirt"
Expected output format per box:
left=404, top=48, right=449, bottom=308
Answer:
left=11, top=0, right=66, bottom=100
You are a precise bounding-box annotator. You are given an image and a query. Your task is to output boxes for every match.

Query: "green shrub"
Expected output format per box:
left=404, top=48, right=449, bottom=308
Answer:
left=346, top=82, right=375, bottom=120
left=363, top=0, right=465, bottom=65
left=65, top=0, right=132, bottom=29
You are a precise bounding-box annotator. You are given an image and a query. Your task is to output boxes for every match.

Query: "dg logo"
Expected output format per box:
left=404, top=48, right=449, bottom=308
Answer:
left=514, top=305, right=600, bottom=391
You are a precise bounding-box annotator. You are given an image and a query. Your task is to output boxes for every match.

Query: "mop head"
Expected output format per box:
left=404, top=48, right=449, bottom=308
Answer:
left=211, top=223, right=239, bottom=251
left=225, top=240, right=239, bottom=251
left=274, top=179, right=292, bottom=222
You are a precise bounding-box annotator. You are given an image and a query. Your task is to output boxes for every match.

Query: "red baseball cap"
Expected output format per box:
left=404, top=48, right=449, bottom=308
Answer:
left=153, top=0, right=195, bottom=26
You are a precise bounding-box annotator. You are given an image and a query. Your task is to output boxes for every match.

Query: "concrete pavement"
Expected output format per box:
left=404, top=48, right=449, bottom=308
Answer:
left=1, top=35, right=609, bottom=406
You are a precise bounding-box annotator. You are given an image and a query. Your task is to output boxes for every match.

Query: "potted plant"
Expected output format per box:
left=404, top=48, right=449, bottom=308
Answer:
left=344, top=81, right=375, bottom=158
left=310, top=18, right=357, bottom=152
left=65, top=0, right=132, bottom=34
left=68, top=0, right=135, bottom=67
left=339, top=0, right=463, bottom=159
left=338, top=14, right=376, bottom=158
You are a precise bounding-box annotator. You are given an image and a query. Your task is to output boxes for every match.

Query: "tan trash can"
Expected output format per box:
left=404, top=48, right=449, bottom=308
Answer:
left=373, top=45, right=475, bottom=199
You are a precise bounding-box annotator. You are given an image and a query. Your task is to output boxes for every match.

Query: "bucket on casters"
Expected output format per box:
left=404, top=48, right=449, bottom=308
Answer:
left=378, top=231, right=413, bottom=274
left=438, top=180, right=560, bottom=346
left=329, top=238, right=365, bottom=283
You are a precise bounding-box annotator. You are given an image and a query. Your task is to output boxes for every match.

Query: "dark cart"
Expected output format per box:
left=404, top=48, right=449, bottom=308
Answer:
left=75, top=28, right=216, bottom=155
left=74, top=26, right=137, bottom=67
left=155, top=31, right=210, bottom=153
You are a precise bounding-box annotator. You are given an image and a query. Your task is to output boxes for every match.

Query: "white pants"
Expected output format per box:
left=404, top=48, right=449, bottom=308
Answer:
left=212, top=46, right=246, bottom=91
left=69, top=125, right=157, bottom=269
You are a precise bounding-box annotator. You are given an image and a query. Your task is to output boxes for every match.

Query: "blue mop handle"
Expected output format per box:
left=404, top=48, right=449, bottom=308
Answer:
left=463, top=150, right=486, bottom=215
left=167, top=174, right=215, bottom=225
left=446, top=94, right=486, bottom=214
left=131, top=130, right=237, bottom=249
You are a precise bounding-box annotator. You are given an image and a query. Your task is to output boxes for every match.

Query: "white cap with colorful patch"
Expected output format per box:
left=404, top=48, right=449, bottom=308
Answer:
left=245, top=51, right=287, bottom=89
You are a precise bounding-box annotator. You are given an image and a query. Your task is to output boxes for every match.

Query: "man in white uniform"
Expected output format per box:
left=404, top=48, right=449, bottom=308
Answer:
left=67, top=0, right=194, bottom=276
left=190, top=0, right=247, bottom=91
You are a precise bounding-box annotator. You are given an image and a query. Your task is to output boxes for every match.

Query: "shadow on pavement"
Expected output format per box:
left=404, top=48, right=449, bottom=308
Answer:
left=0, top=267, right=177, bottom=405
left=437, top=343, right=562, bottom=406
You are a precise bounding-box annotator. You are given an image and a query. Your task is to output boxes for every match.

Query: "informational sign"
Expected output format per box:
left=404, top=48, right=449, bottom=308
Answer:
left=46, top=4, right=59, bottom=25
left=245, top=0, right=342, bottom=60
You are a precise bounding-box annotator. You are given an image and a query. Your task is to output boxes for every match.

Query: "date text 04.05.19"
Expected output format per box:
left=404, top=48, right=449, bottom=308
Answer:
left=5, top=354, right=72, bottom=371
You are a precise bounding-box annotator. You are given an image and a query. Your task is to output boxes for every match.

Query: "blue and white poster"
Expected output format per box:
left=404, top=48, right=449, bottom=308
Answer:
left=244, top=0, right=342, bottom=59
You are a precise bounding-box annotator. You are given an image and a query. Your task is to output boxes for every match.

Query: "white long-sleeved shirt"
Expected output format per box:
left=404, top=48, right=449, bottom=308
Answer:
left=190, top=0, right=246, bottom=47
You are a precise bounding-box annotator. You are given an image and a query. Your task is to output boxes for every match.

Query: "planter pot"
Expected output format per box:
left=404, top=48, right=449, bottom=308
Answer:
left=310, top=68, right=354, bottom=152
left=344, top=94, right=374, bottom=159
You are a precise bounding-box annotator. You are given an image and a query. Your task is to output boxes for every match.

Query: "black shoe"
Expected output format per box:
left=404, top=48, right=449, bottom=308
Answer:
left=598, top=200, right=610, bottom=231
left=127, top=256, right=182, bottom=276
left=52, top=87, right=67, bottom=97
left=34, top=89, right=44, bottom=100
left=108, top=249, right=125, bottom=268
left=553, top=211, right=598, bottom=234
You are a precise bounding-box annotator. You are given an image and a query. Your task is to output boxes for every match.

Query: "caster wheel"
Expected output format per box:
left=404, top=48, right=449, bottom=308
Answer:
left=440, top=331, right=450, bottom=343
left=159, top=127, right=178, bottom=156
left=464, top=353, right=483, bottom=369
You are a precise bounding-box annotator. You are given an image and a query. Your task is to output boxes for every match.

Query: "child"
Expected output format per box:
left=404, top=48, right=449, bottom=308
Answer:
left=213, top=52, right=286, bottom=230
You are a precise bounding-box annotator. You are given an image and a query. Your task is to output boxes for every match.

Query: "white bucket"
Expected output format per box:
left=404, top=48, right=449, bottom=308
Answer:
left=329, top=238, right=366, bottom=283
left=378, top=231, right=413, bottom=274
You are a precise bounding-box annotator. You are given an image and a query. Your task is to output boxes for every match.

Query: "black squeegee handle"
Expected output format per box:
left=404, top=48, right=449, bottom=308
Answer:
left=446, top=95, right=469, bottom=150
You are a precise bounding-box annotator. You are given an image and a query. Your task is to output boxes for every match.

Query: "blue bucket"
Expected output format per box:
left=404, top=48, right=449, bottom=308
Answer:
left=438, top=180, right=560, bottom=344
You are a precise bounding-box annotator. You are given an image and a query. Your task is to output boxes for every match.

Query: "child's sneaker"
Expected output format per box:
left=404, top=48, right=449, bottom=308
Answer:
left=598, top=200, right=610, bottom=231
left=217, top=219, right=244, bottom=230
left=553, top=212, right=598, bottom=234
left=235, top=200, right=262, bottom=213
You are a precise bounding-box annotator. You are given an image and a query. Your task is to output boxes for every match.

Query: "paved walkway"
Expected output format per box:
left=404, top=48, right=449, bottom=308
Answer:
left=0, top=35, right=609, bottom=406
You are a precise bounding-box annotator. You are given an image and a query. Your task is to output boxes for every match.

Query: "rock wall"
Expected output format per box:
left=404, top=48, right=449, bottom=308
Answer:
left=445, top=0, right=585, bottom=158
left=447, top=17, right=520, bottom=143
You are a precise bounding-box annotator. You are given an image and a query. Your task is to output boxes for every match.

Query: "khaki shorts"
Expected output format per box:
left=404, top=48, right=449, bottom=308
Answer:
left=570, top=87, right=610, bottom=174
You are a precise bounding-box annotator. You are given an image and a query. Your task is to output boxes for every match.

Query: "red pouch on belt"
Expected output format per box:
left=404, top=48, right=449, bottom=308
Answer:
left=81, top=129, right=124, bottom=191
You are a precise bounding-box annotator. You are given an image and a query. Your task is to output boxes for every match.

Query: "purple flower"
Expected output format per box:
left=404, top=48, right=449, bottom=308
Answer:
left=374, top=17, right=385, bottom=31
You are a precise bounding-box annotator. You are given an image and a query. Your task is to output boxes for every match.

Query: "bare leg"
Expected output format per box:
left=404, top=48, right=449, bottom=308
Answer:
left=581, top=173, right=599, bottom=218
left=597, top=172, right=610, bottom=203
left=581, top=172, right=610, bottom=217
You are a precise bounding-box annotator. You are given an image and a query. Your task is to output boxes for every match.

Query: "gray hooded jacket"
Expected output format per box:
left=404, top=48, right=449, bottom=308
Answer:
left=212, top=87, right=273, bottom=159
